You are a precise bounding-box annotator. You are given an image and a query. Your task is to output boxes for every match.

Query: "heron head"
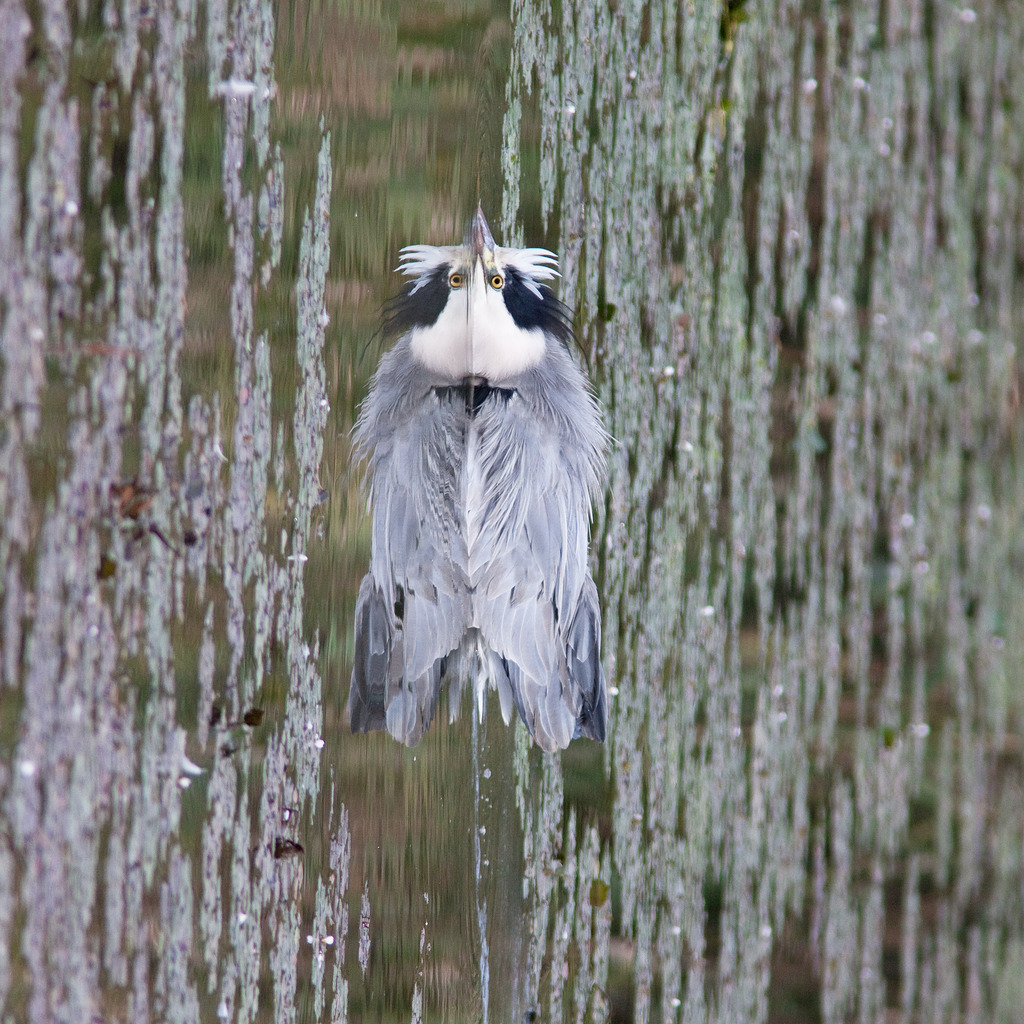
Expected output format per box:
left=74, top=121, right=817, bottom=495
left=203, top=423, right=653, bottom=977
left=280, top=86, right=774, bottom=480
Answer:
left=382, top=206, right=574, bottom=382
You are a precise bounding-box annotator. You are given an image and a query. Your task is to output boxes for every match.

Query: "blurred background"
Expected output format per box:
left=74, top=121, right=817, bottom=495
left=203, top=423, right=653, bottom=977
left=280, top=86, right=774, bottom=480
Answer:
left=2, top=0, right=1024, bottom=1022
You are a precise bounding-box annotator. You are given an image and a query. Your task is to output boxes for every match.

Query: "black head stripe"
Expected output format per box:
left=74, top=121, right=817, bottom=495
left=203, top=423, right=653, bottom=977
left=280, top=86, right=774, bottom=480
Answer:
left=381, top=266, right=449, bottom=339
left=501, top=268, right=575, bottom=349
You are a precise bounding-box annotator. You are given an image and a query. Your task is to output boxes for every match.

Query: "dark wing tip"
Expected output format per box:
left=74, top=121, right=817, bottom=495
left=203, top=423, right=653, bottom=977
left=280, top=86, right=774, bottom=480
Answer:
left=568, top=578, right=607, bottom=743
left=349, top=576, right=451, bottom=744
left=573, top=677, right=606, bottom=742
left=349, top=576, right=390, bottom=733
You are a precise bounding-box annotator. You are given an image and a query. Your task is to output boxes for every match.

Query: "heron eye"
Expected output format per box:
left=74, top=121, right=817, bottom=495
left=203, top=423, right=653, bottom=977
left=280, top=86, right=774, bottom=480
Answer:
left=490, top=274, right=504, bottom=289
left=449, top=273, right=464, bottom=288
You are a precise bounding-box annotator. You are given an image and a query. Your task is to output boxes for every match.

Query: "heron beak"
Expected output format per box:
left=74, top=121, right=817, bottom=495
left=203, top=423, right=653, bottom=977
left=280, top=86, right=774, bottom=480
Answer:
left=469, top=202, right=496, bottom=258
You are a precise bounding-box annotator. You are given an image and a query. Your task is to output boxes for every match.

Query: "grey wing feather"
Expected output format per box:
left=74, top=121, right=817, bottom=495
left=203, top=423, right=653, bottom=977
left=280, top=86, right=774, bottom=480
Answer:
left=349, top=347, right=471, bottom=742
left=470, top=351, right=608, bottom=750
left=379, top=409, right=471, bottom=681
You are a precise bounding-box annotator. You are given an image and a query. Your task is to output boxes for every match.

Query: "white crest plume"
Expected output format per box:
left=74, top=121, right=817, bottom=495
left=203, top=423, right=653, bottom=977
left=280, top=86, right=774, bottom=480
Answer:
left=498, top=247, right=560, bottom=299
left=397, top=245, right=460, bottom=292
left=396, top=243, right=561, bottom=299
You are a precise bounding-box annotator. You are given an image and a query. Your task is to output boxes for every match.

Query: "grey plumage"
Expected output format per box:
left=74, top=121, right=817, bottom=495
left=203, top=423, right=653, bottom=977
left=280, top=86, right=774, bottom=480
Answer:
left=348, top=207, right=608, bottom=752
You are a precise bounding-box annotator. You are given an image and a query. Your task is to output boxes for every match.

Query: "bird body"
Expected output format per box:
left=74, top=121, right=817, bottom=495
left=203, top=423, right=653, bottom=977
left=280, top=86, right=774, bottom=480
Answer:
left=349, top=206, right=608, bottom=752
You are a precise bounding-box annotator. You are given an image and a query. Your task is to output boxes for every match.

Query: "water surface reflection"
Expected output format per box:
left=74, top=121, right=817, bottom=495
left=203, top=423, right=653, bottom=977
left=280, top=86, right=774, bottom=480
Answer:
left=2, top=1, right=1024, bottom=1023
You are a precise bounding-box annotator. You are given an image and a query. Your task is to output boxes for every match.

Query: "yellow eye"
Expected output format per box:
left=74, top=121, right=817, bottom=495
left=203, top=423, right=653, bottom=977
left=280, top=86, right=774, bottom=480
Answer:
left=489, top=274, right=504, bottom=289
left=449, top=273, right=464, bottom=288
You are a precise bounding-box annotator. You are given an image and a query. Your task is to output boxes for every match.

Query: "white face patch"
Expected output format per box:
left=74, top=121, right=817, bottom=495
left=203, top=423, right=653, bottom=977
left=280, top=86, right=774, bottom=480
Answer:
left=409, top=261, right=547, bottom=382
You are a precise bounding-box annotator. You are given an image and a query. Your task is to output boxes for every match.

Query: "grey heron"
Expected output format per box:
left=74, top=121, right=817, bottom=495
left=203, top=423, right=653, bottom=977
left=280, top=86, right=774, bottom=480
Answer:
left=348, top=205, right=608, bottom=752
